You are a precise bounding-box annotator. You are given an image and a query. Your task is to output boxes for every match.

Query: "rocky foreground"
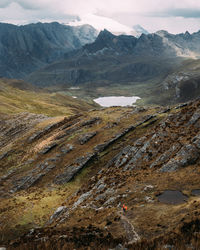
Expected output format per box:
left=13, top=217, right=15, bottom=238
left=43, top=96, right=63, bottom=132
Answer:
left=0, top=99, right=200, bottom=249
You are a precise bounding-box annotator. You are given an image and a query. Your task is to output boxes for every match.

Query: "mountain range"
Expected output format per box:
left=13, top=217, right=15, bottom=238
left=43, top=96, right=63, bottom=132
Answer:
left=0, top=22, right=200, bottom=105
left=0, top=22, right=97, bottom=78
left=25, top=28, right=200, bottom=99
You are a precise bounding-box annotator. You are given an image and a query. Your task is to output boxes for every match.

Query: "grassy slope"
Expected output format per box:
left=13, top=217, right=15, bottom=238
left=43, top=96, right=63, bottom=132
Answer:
left=0, top=105, right=159, bottom=243
left=0, top=78, right=97, bottom=116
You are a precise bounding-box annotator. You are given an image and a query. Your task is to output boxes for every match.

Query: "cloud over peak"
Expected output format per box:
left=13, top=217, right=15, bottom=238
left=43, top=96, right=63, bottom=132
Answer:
left=0, top=1, right=200, bottom=34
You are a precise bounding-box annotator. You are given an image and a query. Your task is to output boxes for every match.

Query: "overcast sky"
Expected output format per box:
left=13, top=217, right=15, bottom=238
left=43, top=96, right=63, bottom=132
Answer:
left=1, top=0, right=200, bottom=34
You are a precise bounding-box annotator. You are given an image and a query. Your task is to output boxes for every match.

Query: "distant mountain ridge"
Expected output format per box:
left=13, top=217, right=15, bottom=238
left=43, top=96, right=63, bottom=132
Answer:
left=27, top=28, right=200, bottom=87
left=0, top=22, right=98, bottom=78
left=1, top=22, right=200, bottom=100
left=132, top=25, right=149, bottom=37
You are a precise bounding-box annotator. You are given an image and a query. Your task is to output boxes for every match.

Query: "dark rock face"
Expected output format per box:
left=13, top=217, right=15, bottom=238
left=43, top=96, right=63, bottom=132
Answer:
left=160, top=144, right=199, bottom=172
left=104, top=103, right=200, bottom=174
left=48, top=206, right=68, bottom=224
left=26, top=29, right=200, bottom=87
left=80, top=117, right=101, bottom=127
left=60, top=144, right=74, bottom=154
left=27, top=35, right=176, bottom=86
left=0, top=22, right=97, bottom=79
left=79, top=132, right=97, bottom=145
left=54, top=153, right=96, bottom=185
left=39, top=143, right=57, bottom=154
left=12, top=161, right=56, bottom=192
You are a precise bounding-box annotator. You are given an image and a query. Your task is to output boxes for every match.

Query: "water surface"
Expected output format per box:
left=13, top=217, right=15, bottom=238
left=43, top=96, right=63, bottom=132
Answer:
left=191, top=189, right=200, bottom=196
left=157, top=190, right=188, bottom=205
left=94, top=96, right=141, bottom=107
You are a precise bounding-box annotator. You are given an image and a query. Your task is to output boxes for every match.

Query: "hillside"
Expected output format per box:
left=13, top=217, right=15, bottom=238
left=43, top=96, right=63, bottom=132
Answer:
left=0, top=22, right=97, bottom=78
left=0, top=78, right=97, bottom=116
left=0, top=95, right=200, bottom=248
left=161, top=59, right=200, bottom=102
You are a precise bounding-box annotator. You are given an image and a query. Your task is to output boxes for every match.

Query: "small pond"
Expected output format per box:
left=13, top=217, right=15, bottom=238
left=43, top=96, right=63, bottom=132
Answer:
left=69, top=87, right=80, bottom=90
left=157, top=190, right=188, bottom=205
left=94, top=96, right=141, bottom=107
left=191, top=189, right=200, bottom=196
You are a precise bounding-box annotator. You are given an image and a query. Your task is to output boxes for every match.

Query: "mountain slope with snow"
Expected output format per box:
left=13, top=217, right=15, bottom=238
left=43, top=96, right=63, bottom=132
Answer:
left=69, top=13, right=148, bottom=37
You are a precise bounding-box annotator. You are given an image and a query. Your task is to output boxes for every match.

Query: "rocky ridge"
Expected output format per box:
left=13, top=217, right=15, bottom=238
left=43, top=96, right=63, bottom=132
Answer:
left=26, top=29, right=200, bottom=88
left=0, top=99, right=200, bottom=249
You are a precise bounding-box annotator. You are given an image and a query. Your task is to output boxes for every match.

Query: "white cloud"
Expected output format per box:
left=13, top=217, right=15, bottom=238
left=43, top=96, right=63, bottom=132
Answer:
left=69, top=14, right=133, bottom=34
left=0, top=1, right=200, bottom=34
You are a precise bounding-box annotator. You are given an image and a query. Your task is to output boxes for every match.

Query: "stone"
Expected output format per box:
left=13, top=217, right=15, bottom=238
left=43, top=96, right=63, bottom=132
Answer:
left=163, top=244, right=175, bottom=249
left=60, top=144, right=74, bottom=154
left=73, top=191, right=92, bottom=208
left=177, top=144, right=199, bottom=165
left=187, top=109, right=200, bottom=125
left=104, top=197, right=117, bottom=206
left=54, top=153, right=96, bottom=184
left=39, top=142, right=57, bottom=154
left=95, top=193, right=106, bottom=201
left=160, top=159, right=180, bottom=172
left=106, top=145, right=132, bottom=168
left=150, top=143, right=181, bottom=168
left=12, top=162, right=56, bottom=191
left=79, top=132, right=97, bottom=145
left=144, top=196, right=154, bottom=203
left=28, top=123, right=56, bottom=143
left=123, top=141, right=150, bottom=170
left=13, top=173, right=45, bottom=191
left=0, top=150, right=12, bottom=160
left=175, top=103, right=188, bottom=109
left=134, top=136, right=147, bottom=147
left=110, top=244, right=128, bottom=250
left=160, top=144, right=199, bottom=172
left=97, top=183, right=106, bottom=192
left=56, top=127, right=77, bottom=140
left=144, top=185, right=154, bottom=192
left=81, top=117, right=101, bottom=127
left=94, top=142, right=109, bottom=153
left=49, top=206, right=67, bottom=222
left=192, top=134, right=200, bottom=149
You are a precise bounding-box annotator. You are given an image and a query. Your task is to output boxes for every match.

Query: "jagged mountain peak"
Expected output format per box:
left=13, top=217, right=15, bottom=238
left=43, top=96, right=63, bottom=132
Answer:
left=97, top=29, right=115, bottom=39
left=185, top=31, right=190, bottom=35
left=0, top=22, right=98, bottom=78
left=132, top=24, right=149, bottom=36
left=156, top=30, right=171, bottom=37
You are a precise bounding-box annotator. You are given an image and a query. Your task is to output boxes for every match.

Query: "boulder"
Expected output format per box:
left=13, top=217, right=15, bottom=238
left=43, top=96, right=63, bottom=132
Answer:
left=39, top=142, right=57, bottom=154
left=187, top=109, right=200, bottom=125
left=73, top=191, right=92, bottom=208
left=49, top=206, right=67, bottom=223
left=79, top=132, right=97, bottom=145
left=81, top=117, right=101, bottom=127
left=192, top=134, right=200, bottom=149
left=60, top=144, right=74, bottom=154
